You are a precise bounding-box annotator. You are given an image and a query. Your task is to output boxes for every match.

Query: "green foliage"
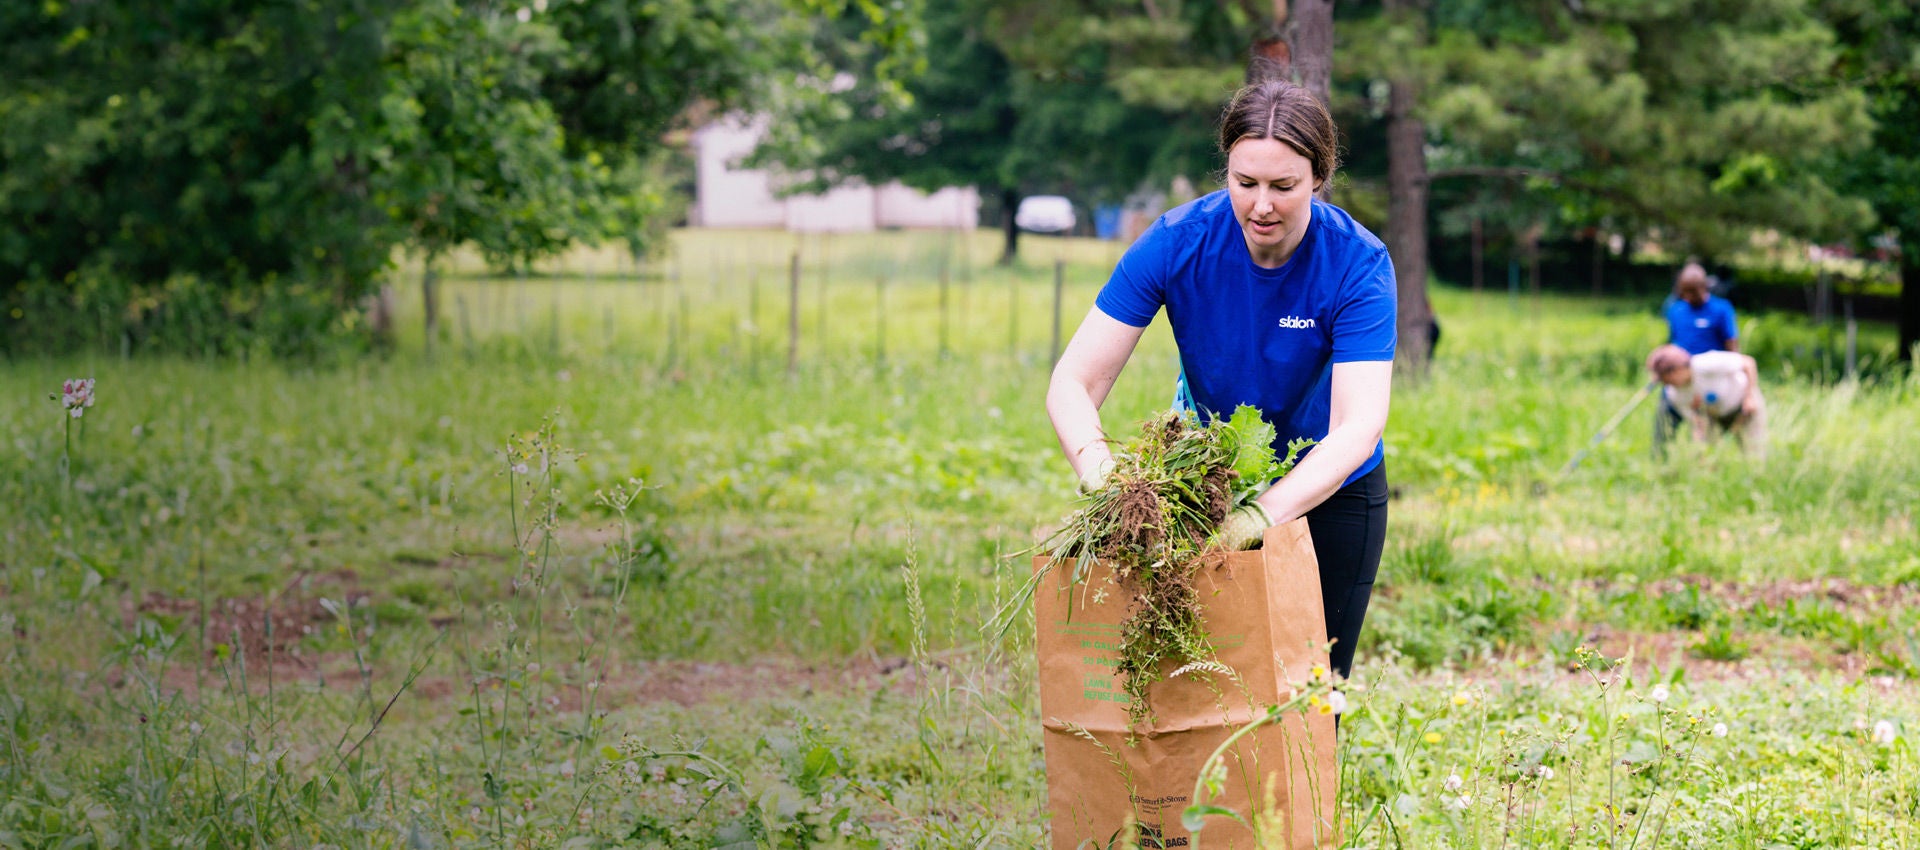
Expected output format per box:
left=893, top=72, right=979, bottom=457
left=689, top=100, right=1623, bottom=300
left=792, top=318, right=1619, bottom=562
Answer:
left=762, top=0, right=1236, bottom=261
left=1219, top=403, right=1283, bottom=499
left=1368, top=0, right=1877, bottom=258
left=0, top=0, right=922, bottom=357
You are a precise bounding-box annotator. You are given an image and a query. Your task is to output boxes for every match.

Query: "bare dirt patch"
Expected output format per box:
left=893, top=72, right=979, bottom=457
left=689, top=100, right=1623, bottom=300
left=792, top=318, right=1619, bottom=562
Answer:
left=130, top=568, right=368, bottom=671
left=1613, top=575, right=1920, bottom=612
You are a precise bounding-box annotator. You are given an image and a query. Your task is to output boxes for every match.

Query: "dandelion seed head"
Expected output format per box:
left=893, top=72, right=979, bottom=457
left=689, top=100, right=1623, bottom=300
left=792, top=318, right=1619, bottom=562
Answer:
left=1711, top=722, right=1728, bottom=738
left=1443, top=773, right=1463, bottom=792
left=1328, top=690, right=1348, bottom=715
left=1650, top=684, right=1671, bottom=703
left=1872, top=720, right=1897, bottom=745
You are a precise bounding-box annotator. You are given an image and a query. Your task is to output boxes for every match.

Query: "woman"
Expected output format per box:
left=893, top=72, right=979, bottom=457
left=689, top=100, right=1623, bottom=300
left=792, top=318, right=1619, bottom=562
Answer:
left=1046, top=80, right=1395, bottom=679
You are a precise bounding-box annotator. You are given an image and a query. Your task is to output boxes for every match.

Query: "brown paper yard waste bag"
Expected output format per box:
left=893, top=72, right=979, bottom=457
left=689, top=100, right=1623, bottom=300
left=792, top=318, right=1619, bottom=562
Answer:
left=1035, top=519, right=1337, bottom=849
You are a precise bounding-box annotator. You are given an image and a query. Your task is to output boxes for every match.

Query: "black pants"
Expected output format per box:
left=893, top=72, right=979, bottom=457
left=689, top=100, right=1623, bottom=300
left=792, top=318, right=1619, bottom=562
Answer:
left=1304, top=463, right=1388, bottom=680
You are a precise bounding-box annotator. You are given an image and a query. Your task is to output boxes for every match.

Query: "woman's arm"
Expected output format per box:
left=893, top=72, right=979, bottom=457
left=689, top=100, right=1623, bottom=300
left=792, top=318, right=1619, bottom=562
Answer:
left=1047, top=307, right=1149, bottom=481
left=1252, top=360, right=1393, bottom=525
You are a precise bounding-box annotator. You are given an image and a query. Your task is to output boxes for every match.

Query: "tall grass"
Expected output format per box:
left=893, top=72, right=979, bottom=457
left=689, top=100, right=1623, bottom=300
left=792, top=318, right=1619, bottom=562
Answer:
left=0, top=228, right=1915, bottom=846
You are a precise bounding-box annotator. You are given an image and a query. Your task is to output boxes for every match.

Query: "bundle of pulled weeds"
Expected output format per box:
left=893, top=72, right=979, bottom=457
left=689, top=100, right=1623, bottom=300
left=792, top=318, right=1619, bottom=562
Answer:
left=1029, top=405, right=1312, bottom=728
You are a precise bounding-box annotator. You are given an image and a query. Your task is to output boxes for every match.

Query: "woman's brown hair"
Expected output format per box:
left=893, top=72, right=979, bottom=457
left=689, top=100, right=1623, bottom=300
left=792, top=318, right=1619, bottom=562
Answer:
left=1217, top=80, right=1339, bottom=187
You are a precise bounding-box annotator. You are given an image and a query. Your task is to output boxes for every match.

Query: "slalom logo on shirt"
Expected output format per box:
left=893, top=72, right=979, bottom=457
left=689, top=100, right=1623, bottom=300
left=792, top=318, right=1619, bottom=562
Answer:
left=1276, top=316, right=1317, bottom=329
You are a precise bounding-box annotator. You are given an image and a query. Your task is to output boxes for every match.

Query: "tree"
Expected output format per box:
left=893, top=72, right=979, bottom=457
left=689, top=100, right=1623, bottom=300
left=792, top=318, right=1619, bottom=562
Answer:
left=0, top=0, right=921, bottom=355
left=364, top=1, right=596, bottom=346
left=771, top=0, right=1253, bottom=264
left=1825, top=0, right=1920, bottom=361
left=1419, top=2, right=1871, bottom=259
left=1380, top=0, right=1433, bottom=378
left=1250, top=0, right=1335, bottom=106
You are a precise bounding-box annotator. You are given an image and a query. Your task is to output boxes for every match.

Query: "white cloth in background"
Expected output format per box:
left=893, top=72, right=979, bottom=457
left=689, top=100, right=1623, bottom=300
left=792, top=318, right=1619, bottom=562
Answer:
left=1664, top=349, right=1749, bottom=421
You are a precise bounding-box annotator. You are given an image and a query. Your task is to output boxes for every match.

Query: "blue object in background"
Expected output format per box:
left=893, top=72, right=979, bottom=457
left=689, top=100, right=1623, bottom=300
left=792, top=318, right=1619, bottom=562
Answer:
left=1094, top=205, right=1122, bottom=240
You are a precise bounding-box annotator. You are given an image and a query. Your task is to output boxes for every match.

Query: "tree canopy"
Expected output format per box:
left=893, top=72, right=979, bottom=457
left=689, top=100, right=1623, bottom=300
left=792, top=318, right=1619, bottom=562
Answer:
left=0, top=0, right=918, bottom=355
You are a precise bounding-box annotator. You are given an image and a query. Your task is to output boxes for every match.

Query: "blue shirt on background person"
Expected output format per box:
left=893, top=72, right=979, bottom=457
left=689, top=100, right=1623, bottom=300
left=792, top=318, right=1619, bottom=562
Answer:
left=1663, top=263, right=1738, bottom=354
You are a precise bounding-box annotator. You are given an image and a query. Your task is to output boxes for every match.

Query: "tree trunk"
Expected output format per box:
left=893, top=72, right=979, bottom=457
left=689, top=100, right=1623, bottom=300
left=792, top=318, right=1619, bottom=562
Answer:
left=1385, top=0, right=1430, bottom=379
left=1250, top=1, right=1336, bottom=198
left=999, top=187, right=1021, bottom=266
left=1248, top=2, right=1290, bottom=84
left=1901, top=253, right=1918, bottom=363
left=1290, top=0, right=1335, bottom=109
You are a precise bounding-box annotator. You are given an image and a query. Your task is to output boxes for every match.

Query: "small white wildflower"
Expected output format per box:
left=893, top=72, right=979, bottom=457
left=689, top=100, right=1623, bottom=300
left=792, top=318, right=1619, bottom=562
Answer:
left=1711, top=722, right=1728, bottom=738
left=1872, top=720, right=1897, bottom=745
left=1327, top=690, right=1348, bottom=715
left=1443, top=773, right=1463, bottom=792
left=1650, top=684, right=1671, bottom=704
left=1536, top=765, right=1554, bottom=781
left=515, top=7, right=532, bottom=22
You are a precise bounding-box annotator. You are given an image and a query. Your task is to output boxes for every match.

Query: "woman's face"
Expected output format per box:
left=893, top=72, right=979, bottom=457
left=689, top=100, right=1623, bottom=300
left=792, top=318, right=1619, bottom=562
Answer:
left=1226, top=137, right=1319, bottom=268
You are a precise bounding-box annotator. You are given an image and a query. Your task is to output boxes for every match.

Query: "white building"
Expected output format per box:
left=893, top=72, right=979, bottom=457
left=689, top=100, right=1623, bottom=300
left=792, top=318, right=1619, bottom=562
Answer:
left=689, top=117, right=979, bottom=232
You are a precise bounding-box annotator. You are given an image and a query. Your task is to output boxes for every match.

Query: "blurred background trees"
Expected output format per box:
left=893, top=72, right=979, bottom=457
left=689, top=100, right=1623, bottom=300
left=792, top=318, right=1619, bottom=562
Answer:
left=2, top=0, right=1913, bottom=362
left=0, top=0, right=914, bottom=356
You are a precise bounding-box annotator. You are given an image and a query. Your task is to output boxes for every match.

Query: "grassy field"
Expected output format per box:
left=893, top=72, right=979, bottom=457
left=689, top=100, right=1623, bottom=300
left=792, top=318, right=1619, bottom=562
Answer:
left=2, top=228, right=1917, bottom=848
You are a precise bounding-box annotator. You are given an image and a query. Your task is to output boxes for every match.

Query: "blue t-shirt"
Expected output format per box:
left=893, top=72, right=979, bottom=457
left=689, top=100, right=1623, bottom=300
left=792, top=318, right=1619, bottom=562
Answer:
left=1095, top=191, right=1398, bottom=486
left=1664, top=297, right=1737, bottom=354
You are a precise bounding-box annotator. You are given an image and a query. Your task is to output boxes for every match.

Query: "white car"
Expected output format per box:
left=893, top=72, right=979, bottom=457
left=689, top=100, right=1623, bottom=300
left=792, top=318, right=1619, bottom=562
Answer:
left=1015, top=195, right=1076, bottom=234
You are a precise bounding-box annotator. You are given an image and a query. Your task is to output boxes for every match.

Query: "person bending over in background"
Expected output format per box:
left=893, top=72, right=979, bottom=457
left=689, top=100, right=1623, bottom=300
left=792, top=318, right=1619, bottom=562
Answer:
left=1646, top=344, right=1767, bottom=459
left=1046, top=79, right=1396, bottom=680
left=1655, top=262, right=1741, bottom=455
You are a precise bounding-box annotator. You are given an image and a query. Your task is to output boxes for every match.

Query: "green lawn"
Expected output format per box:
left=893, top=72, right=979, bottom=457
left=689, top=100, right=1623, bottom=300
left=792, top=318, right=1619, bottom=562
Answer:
left=1, top=228, right=1916, bottom=847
